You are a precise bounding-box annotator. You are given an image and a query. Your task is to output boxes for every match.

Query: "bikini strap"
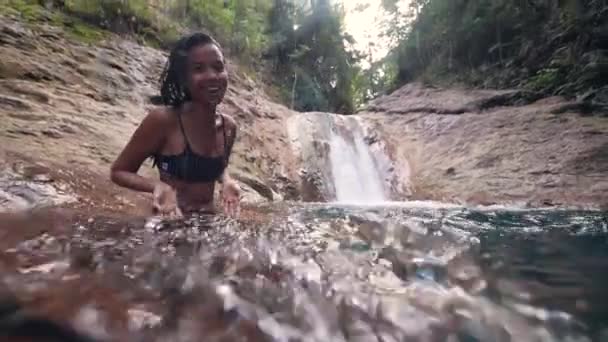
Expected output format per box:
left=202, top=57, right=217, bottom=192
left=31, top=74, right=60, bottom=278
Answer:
left=177, top=111, right=193, bottom=152
left=221, top=114, right=229, bottom=164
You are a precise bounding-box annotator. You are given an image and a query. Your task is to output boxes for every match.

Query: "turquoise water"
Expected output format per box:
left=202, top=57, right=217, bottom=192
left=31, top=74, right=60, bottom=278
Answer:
left=287, top=203, right=608, bottom=340
left=473, top=210, right=608, bottom=335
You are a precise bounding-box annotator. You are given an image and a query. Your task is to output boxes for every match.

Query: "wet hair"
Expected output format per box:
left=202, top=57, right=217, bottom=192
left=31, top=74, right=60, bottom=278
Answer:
left=158, top=32, right=222, bottom=108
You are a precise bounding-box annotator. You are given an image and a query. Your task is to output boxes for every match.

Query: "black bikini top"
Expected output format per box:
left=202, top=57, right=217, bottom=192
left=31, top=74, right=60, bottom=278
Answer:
left=152, top=112, right=229, bottom=183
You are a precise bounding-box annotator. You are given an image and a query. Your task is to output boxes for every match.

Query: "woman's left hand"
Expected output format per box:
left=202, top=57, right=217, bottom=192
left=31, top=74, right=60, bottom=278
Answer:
left=221, top=179, right=241, bottom=217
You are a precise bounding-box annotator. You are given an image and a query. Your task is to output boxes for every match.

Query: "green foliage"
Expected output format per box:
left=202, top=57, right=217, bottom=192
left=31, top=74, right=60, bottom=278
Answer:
left=379, top=0, right=608, bottom=99
left=61, top=0, right=181, bottom=46
left=63, top=0, right=153, bottom=20
left=0, top=0, right=110, bottom=43
left=264, top=0, right=363, bottom=113
left=1, top=0, right=369, bottom=113
left=526, top=68, right=561, bottom=91
left=0, top=0, right=43, bottom=22
left=178, top=0, right=235, bottom=42
left=165, top=0, right=273, bottom=63
left=65, top=20, right=107, bottom=43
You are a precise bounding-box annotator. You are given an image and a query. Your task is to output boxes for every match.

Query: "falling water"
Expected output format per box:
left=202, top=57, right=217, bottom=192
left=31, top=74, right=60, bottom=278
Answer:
left=328, top=116, right=386, bottom=203
left=287, top=112, right=402, bottom=202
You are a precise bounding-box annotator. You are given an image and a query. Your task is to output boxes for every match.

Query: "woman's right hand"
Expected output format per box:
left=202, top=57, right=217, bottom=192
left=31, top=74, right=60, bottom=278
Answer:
left=152, top=182, right=183, bottom=219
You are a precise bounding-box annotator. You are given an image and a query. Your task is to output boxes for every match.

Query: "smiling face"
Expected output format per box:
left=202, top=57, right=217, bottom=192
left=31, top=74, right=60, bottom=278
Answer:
left=185, top=43, right=228, bottom=107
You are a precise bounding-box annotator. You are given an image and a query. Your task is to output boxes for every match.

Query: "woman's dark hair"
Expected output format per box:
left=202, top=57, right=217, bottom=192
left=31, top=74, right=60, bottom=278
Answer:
left=158, top=32, right=221, bottom=108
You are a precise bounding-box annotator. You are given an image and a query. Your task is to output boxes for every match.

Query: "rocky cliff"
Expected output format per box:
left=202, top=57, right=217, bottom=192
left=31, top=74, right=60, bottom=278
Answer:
left=361, top=84, right=608, bottom=209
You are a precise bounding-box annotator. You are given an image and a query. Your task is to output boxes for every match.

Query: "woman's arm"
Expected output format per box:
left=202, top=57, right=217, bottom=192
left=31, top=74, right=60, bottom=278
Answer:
left=110, top=108, right=168, bottom=193
left=219, top=116, right=240, bottom=216
left=219, top=115, right=238, bottom=184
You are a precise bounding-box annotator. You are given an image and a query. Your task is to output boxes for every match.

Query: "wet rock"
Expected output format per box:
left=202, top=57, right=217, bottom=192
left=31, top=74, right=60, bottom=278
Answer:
left=299, top=169, right=327, bottom=202
left=363, top=134, right=378, bottom=145
left=6, top=128, right=38, bottom=137
left=233, top=172, right=276, bottom=201
left=364, top=82, right=541, bottom=114
left=238, top=183, right=270, bottom=205
left=0, top=165, right=76, bottom=210
left=0, top=82, right=52, bottom=103
left=119, top=73, right=135, bottom=86
left=1, top=23, right=27, bottom=39
left=57, top=124, right=78, bottom=134
left=349, top=213, right=388, bottom=246
left=98, top=56, right=127, bottom=73
left=42, top=128, right=64, bottom=139
left=32, top=173, right=53, bottom=183
left=7, top=112, right=46, bottom=121
left=0, top=95, right=33, bottom=110
left=362, top=82, right=608, bottom=208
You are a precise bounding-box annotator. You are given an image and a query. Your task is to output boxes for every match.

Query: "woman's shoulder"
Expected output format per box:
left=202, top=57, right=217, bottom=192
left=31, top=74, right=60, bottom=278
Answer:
left=146, top=105, right=177, bottom=124
left=139, top=106, right=178, bottom=131
left=134, top=106, right=177, bottom=139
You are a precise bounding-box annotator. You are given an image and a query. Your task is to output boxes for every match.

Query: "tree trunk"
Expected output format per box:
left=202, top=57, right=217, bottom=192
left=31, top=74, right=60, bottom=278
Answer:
left=291, top=71, right=298, bottom=110
left=497, top=22, right=503, bottom=64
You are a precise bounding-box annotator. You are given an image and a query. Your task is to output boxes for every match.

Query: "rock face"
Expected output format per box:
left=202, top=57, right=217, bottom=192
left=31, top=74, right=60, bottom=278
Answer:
left=360, top=83, right=608, bottom=209
left=0, top=14, right=300, bottom=212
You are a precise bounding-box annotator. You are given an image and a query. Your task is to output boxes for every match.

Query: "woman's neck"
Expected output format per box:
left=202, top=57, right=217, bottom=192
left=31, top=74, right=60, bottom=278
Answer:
left=183, top=101, right=217, bottom=128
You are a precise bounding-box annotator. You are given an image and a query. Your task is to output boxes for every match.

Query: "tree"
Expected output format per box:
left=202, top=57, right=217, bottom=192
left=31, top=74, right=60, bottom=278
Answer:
left=263, top=0, right=363, bottom=113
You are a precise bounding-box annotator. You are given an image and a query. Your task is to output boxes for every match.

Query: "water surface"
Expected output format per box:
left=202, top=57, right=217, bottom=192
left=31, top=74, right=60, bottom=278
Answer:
left=0, top=202, right=606, bottom=341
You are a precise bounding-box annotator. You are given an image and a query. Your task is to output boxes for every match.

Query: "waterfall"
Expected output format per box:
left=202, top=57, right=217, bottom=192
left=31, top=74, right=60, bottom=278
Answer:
left=287, top=112, right=403, bottom=203
left=328, top=117, right=386, bottom=203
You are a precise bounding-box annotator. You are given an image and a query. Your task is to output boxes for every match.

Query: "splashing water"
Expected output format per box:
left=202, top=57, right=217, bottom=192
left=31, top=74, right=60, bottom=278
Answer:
left=1, top=204, right=607, bottom=341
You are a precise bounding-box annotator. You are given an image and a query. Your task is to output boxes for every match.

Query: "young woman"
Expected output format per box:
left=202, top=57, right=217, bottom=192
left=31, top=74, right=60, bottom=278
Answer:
left=110, top=33, right=240, bottom=218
